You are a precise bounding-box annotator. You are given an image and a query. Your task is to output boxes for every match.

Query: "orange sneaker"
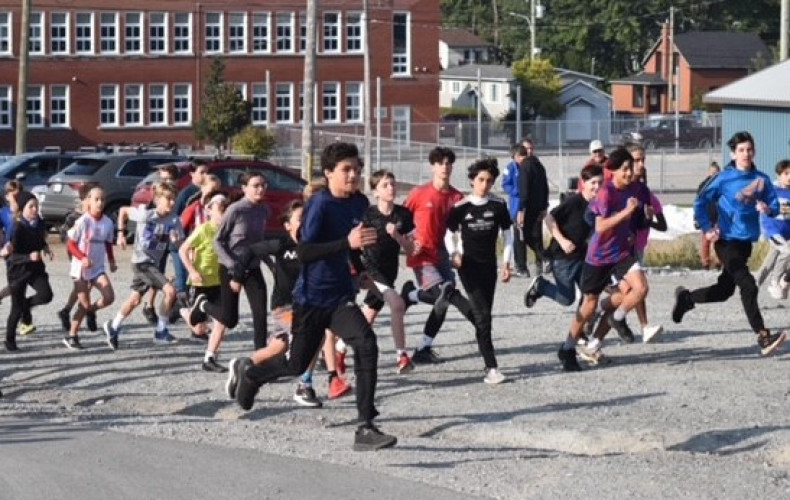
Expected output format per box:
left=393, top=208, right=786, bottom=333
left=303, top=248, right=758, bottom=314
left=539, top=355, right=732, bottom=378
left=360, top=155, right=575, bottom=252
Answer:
left=328, top=375, right=352, bottom=399
left=396, top=352, right=414, bottom=374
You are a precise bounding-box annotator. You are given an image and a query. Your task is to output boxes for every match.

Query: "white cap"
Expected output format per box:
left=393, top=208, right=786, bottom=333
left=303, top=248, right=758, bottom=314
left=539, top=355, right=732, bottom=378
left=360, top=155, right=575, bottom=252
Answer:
left=206, top=194, right=228, bottom=208
left=589, top=140, right=604, bottom=153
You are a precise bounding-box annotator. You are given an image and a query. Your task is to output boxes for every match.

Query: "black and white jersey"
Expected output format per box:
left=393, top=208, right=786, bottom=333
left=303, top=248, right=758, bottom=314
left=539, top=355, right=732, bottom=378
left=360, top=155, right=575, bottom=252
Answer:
left=447, top=195, right=511, bottom=264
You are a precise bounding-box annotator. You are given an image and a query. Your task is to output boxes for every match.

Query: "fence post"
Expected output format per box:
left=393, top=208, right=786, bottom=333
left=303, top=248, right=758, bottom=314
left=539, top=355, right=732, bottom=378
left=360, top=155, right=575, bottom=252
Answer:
left=659, top=149, right=665, bottom=193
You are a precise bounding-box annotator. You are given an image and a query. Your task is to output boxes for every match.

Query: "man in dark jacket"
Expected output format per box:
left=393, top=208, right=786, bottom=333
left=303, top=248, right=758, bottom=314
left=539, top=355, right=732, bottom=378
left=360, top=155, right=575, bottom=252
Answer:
left=516, top=138, right=549, bottom=274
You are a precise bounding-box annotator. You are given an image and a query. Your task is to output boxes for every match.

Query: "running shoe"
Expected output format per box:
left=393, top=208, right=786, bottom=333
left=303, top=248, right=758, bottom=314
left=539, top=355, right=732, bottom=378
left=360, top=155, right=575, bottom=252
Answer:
left=395, top=352, right=415, bottom=374
left=153, top=328, right=177, bottom=345
left=353, top=424, right=397, bottom=451
left=524, top=276, right=542, bottom=308
left=557, top=346, right=582, bottom=372
left=103, top=321, right=119, bottom=350
left=62, top=336, right=83, bottom=351
left=672, top=286, right=694, bottom=323
left=188, top=294, right=208, bottom=326
left=202, top=357, right=228, bottom=373
left=576, top=344, right=606, bottom=366
left=412, top=346, right=443, bottom=364
left=642, top=324, right=664, bottom=344
left=17, top=323, right=36, bottom=336
left=483, top=368, right=506, bottom=385
left=758, top=329, right=787, bottom=357
left=328, top=375, right=352, bottom=400
left=608, top=315, right=635, bottom=344
left=293, top=385, right=323, bottom=408
left=235, top=358, right=258, bottom=410
left=226, top=358, right=240, bottom=399
left=85, top=311, right=98, bottom=332
left=57, top=308, right=71, bottom=331
left=400, top=280, right=417, bottom=309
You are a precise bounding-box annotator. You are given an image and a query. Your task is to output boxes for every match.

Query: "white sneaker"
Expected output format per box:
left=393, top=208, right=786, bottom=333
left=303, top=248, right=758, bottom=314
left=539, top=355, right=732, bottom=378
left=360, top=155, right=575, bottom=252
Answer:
left=642, top=324, right=664, bottom=343
left=767, top=280, right=786, bottom=300
left=483, top=368, right=506, bottom=385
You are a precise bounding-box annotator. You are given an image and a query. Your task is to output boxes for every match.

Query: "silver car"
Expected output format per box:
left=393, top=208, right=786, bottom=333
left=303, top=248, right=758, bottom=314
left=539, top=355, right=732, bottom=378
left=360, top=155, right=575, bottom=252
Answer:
left=39, top=153, right=185, bottom=227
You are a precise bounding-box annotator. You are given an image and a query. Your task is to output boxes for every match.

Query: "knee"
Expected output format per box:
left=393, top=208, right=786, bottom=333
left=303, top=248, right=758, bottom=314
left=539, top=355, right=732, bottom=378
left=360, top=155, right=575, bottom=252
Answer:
left=162, top=284, right=176, bottom=300
left=128, top=295, right=142, bottom=308
left=40, top=290, right=53, bottom=305
left=388, top=295, right=406, bottom=316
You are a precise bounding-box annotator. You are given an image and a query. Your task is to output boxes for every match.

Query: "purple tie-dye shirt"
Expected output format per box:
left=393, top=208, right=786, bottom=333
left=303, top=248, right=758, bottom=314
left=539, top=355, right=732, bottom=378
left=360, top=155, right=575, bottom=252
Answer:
left=585, top=179, right=651, bottom=265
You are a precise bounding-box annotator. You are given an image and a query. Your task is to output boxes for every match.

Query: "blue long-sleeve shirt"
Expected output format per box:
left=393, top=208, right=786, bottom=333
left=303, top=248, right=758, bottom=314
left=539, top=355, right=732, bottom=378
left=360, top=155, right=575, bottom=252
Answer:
left=501, top=159, right=521, bottom=220
left=760, top=183, right=790, bottom=241
left=0, top=206, right=14, bottom=244
left=695, top=161, right=778, bottom=242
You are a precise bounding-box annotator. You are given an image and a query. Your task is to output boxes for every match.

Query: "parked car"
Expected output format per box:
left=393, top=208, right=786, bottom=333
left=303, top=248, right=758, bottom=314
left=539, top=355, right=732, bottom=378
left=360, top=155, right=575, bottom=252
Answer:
left=0, top=152, right=83, bottom=195
left=38, top=153, right=186, bottom=227
left=131, top=159, right=307, bottom=238
left=621, top=117, right=720, bottom=149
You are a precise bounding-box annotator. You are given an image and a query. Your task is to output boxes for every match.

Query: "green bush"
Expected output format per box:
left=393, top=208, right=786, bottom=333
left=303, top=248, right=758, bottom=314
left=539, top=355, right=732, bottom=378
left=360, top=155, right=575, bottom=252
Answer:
left=232, top=126, right=277, bottom=159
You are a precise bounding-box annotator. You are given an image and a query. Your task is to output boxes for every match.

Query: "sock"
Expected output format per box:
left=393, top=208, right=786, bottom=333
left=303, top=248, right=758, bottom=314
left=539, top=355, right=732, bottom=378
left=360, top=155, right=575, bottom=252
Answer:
left=300, top=370, right=313, bottom=385
left=612, top=307, right=626, bottom=321
left=396, top=349, right=406, bottom=360
left=157, top=315, right=167, bottom=332
left=335, top=338, right=347, bottom=353
left=588, top=338, right=601, bottom=351
left=204, top=350, right=215, bottom=362
left=418, top=335, right=434, bottom=350
left=111, top=313, right=124, bottom=330
left=563, top=335, right=575, bottom=350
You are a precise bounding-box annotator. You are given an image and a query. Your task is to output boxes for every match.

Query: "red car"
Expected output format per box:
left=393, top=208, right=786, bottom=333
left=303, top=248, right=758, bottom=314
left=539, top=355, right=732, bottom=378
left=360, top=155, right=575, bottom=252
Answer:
left=131, top=159, right=306, bottom=237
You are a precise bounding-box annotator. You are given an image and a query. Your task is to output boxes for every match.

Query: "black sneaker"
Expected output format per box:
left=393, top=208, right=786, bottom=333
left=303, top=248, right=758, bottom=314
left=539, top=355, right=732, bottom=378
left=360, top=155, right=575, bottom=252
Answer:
left=4, top=339, right=19, bottom=352
left=412, top=346, right=443, bottom=364
left=557, top=346, right=582, bottom=372
left=400, top=280, right=417, bottom=309
left=524, top=276, right=542, bottom=308
left=293, top=385, right=323, bottom=408
left=62, top=336, right=83, bottom=351
left=672, top=286, right=694, bottom=323
left=188, top=294, right=208, bottom=326
left=142, top=303, right=158, bottom=326
left=58, top=308, right=71, bottom=331
left=235, top=357, right=259, bottom=411
left=607, top=315, right=635, bottom=343
left=202, top=357, right=228, bottom=373
left=353, top=424, right=397, bottom=451
left=432, top=282, right=454, bottom=317
left=757, top=329, right=787, bottom=356
left=103, top=320, right=119, bottom=351
left=85, top=311, right=98, bottom=332
left=226, top=358, right=240, bottom=399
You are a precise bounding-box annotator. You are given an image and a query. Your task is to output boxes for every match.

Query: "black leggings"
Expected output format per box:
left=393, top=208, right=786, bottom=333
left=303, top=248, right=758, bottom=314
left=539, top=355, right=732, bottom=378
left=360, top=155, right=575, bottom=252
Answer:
left=6, top=270, right=53, bottom=342
left=458, top=262, right=498, bottom=369
left=523, top=215, right=546, bottom=265
left=204, top=265, right=268, bottom=349
left=246, top=302, right=380, bottom=424
left=421, top=281, right=476, bottom=338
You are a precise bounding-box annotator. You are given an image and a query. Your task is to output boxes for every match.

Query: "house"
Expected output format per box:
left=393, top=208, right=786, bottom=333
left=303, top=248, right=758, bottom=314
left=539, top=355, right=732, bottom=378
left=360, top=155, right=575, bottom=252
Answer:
left=611, top=24, right=770, bottom=116
left=439, top=28, right=493, bottom=69
left=0, top=0, right=440, bottom=153
left=545, top=80, right=612, bottom=145
left=704, top=59, right=790, bottom=173
left=439, top=64, right=515, bottom=121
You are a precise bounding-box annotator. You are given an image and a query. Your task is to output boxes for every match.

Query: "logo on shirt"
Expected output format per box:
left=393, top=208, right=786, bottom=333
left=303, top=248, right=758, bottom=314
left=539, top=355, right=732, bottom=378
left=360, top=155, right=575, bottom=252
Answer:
left=736, top=178, right=765, bottom=205
left=283, top=250, right=298, bottom=260
left=483, top=211, right=494, bottom=218
left=464, top=213, right=475, bottom=220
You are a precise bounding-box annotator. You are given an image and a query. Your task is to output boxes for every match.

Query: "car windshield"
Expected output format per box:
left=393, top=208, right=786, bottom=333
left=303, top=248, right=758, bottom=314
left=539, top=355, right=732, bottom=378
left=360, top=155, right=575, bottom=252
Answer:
left=62, top=157, right=109, bottom=176
left=0, top=155, right=32, bottom=176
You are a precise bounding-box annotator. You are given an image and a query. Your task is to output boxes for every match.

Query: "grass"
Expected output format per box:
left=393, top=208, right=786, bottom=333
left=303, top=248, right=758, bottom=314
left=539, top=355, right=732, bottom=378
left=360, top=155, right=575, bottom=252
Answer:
left=644, top=235, right=769, bottom=271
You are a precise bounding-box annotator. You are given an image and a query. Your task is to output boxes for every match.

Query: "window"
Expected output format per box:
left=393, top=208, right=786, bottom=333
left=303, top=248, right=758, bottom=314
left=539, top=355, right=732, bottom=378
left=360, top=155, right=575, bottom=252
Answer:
left=174, top=13, right=191, bottom=53
left=149, top=84, right=167, bottom=125
left=392, top=105, right=410, bottom=143
left=50, top=12, right=69, bottom=54
left=125, top=13, right=143, bottom=54
left=346, top=13, right=363, bottom=53
left=124, top=84, right=142, bottom=126
left=26, top=86, right=44, bottom=128
left=0, top=86, right=10, bottom=128
left=276, top=13, right=293, bottom=53
left=50, top=85, right=69, bottom=127
left=173, top=84, right=191, bottom=125
left=392, top=13, right=410, bottom=75
left=252, top=13, right=270, bottom=53
left=205, top=12, right=222, bottom=53
left=100, top=13, right=119, bottom=54
left=346, top=82, right=362, bottom=123
left=100, top=85, right=119, bottom=126
left=251, top=83, right=268, bottom=125
left=275, top=83, right=292, bottom=123
left=149, top=12, right=167, bottom=54
left=451, top=81, right=460, bottom=94
left=29, top=12, right=43, bottom=55
left=299, top=13, right=306, bottom=53
left=633, top=84, right=644, bottom=108
left=118, top=158, right=156, bottom=178
left=229, top=13, right=246, bottom=53
left=233, top=83, right=247, bottom=100
left=298, top=82, right=304, bottom=121
left=322, top=82, right=339, bottom=123
left=0, top=13, right=10, bottom=55
left=75, top=13, right=93, bottom=54
left=489, top=83, right=498, bottom=103
left=322, top=13, right=339, bottom=53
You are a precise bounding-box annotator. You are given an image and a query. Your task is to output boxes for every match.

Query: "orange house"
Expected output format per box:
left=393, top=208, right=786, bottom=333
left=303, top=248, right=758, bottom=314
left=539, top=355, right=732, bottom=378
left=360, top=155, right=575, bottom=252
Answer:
left=611, top=24, right=769, bottom=116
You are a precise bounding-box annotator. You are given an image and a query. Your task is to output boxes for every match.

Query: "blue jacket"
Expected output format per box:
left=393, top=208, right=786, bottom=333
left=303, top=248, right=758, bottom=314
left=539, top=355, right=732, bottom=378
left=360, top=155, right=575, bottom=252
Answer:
left=760, top=183, right=790, bottom=240
left=501, top=159, right=520, bottom=220
left=695, top=161, right=779, bottom=242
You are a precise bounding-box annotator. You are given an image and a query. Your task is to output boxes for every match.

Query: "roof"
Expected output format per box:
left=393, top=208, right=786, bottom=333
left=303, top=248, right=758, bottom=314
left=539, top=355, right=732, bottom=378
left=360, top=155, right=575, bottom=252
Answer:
left=439, top=28, right=491, bottom=48
left=704, top=58, right=790, bottom=109
left=555, top=67, right=604, bottom=84
left=561, top=80, right=612, bottom=102
left=674, top=31, right=769, bottom=69
left=440, top=64, right=516, bottom=81
left=609, top=72, right=667, bottom=85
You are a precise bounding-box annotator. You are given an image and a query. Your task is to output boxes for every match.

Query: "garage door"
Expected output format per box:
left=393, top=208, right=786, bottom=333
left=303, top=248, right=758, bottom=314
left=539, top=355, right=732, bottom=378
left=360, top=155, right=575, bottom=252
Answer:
left=565, top=103, right=592, bottom=142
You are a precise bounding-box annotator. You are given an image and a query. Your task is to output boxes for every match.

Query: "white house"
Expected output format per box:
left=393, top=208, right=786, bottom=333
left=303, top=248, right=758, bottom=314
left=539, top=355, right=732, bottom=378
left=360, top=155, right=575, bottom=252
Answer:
left=439, top=64, right=517, bottom=120
left=439, top=28, right=494, bottom=69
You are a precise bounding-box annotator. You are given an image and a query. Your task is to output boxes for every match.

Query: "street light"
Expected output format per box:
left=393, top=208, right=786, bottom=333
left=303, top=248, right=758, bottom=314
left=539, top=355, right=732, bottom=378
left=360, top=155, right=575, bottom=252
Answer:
left=509, top=0, right=545, bottom=60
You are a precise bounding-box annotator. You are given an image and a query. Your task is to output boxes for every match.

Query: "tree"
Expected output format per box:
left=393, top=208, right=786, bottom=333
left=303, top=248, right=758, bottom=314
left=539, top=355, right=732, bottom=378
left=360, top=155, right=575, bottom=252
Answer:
left=233, top=126, right=277, bottom=159
left=194, top=58, right=251, bottom=153
left=511, top=57, right=563, bottom=120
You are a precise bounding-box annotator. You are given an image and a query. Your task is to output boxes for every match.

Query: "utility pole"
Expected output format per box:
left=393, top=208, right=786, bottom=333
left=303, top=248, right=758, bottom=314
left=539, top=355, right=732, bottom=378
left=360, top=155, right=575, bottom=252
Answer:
left=362, top=0, right=372, bottom=193
left=669, top=6, right=679, bottom=152
left=781, top=0, right=789, bottom=61
left=301, top=0, right=318, bottom=181
left=530, top=0, right=536, bottom=61
left=15, top=0, right=31, bottom=154
left=667, top=6, right=674, bottom=115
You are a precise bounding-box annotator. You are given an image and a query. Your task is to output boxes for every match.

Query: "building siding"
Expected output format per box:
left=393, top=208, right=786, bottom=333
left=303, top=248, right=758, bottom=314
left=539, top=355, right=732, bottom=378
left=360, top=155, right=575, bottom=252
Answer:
left=721, top=105, right=790, bottom=173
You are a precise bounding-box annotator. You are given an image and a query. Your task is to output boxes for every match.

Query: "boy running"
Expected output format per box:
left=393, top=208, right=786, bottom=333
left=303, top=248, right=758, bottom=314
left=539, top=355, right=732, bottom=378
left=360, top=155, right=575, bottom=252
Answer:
left=758, top=160, right=790, bottom=300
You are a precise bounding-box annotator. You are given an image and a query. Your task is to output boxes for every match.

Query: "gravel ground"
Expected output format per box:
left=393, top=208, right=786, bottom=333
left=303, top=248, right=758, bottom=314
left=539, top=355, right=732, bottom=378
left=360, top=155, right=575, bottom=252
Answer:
left=2, top=243, right=790, bottom=499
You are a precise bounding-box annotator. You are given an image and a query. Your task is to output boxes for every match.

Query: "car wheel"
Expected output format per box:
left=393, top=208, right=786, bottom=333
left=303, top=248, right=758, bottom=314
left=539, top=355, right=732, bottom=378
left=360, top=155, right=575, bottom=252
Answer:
left=697, top=138, right=713, bottom=149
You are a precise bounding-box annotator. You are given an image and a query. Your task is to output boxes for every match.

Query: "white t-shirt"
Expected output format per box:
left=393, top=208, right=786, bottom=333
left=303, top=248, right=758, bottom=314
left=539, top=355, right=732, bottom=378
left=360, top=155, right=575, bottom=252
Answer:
left=68, top=213, right=114, bottom=281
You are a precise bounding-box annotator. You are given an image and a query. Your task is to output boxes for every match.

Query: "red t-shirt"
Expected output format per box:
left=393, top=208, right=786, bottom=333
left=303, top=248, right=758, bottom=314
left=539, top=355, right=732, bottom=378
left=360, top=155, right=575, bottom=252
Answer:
left=403, top=182, right=464, bottom=268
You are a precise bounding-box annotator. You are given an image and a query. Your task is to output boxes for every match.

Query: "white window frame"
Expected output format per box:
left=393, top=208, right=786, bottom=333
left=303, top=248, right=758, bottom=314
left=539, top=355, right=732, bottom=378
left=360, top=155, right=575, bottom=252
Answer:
left=100, top=12, right=119, bottom=54
left=392, top=105, right=411, bottom=144
left=322, top=12, right=340, bottom=54
left=251, top=83, right=268, bottom=125
left=275, top=13, right=294, bottom=53
left=148, top=83, right=168, bottom=126
left=228, top=12, right=247, bottom=54
left=50, top=12, right=70, bottom=55
left=173, top=83, right=191, bottom=125
left=124, top=84, right=142, bottom=126
left=0, top=86, right=11, bottom=128
left=451, top=81, right=460, bottom=94
left=252, top=13, right=270, bottom=53
left=49, top=84, right=69, bottom=128
left=346, top=12, right=363, bottom=53
left=28, top=12, right=44, bottom=55
left=298, top=12, right=306, bottom=53
left=0, top=13, right=12, bottom=55
left=275, top=82, right=293, bottom=123
left=489, top=82, right=499, bottom=103
left=322, top=82, right=339, bottom=123
left=173, top=13, right=192, bottom=54
left=26, top=85, right=44, bottom=128
left=392, top=12, right=411, bottom=76
left=99, top=84, right=119, bottom=127
left=124, top=12, right=143, bottom=55
left=148, top=12, right=168, bottom=54
left=75, top=12, right=93, bottom=55
left=205, top=12, right=223, bottom=53
left=233, top=83, right=247, bottom=100
left=345, top=82, right=362, bottom=123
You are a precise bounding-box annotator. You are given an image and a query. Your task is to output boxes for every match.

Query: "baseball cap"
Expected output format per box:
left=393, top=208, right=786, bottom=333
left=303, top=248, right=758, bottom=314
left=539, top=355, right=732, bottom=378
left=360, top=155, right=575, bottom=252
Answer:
left=589, top=140, right=604, bottom=153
